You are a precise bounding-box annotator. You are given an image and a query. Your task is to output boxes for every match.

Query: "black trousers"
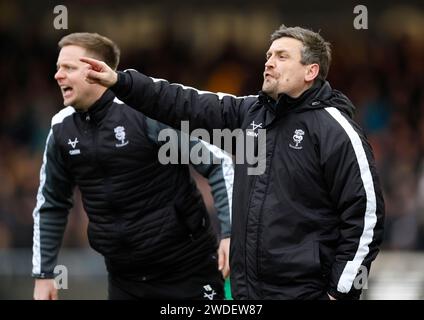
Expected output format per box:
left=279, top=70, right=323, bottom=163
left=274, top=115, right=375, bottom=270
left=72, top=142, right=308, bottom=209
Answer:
left=108, top=253, right=224, bottom=300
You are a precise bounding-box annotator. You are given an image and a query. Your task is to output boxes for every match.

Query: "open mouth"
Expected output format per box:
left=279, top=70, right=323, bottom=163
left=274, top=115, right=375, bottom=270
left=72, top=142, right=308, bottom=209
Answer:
left=61, top=86, right=73, bottom=98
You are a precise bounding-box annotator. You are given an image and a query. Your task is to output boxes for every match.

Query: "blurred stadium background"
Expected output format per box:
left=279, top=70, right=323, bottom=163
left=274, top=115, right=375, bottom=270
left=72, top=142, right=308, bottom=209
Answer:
left=1, top=0, right=424, bottom=299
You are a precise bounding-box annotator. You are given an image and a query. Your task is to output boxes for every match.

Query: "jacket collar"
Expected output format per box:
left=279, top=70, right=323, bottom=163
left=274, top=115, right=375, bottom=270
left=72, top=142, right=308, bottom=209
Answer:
left=256, top=80, right=355, bottom=128
left=255, top=80, right=334, bottom=128
left=261, top=80, right=332, bottom=114
left=78, top=89, right=115, bottom=124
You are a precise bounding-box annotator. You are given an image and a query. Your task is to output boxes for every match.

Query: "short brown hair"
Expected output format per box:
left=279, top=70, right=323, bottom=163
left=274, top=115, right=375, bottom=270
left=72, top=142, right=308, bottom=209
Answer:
left=270, top=25, right=332, bottom=81
left=58, top=32, right=120, bottom=70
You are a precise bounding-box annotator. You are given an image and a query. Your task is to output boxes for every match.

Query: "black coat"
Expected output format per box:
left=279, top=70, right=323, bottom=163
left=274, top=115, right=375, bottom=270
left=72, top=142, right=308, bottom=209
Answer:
left=32, top=90, right=233, bottom=281
left=111, top=71, right=385, bottom=300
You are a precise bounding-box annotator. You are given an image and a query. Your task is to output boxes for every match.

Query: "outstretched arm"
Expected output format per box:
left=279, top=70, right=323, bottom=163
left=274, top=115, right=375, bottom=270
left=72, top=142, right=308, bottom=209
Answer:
left=81, top=57, right=252, bottom=137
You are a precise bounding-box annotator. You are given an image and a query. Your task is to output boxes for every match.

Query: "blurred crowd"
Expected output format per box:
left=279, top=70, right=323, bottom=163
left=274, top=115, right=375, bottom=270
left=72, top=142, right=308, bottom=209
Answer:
left=1, top=18, right=424, bottom=252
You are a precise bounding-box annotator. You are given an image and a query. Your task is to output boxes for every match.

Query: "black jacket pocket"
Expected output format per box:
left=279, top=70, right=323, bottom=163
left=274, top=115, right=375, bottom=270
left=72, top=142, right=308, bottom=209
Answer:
left=260, top=240, right=321, bottom=284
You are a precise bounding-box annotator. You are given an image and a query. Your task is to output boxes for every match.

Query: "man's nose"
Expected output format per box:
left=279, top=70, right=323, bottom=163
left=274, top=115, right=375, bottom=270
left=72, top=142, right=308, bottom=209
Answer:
left=54, top=69, right=64, bottom=81
left=265, top=57, right=274, bottom=68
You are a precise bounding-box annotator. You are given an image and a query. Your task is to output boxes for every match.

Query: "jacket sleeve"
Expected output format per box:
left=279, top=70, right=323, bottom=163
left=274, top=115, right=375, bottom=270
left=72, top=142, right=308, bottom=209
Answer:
left=322, top=108, right=385, bottom=300
left=110, top=69, right=250, bottom=134
left=144, top=117, right=233, bottom=239
left=187, top=138, right=233, bottom=239
left=32, top=129, right=74, bottom=278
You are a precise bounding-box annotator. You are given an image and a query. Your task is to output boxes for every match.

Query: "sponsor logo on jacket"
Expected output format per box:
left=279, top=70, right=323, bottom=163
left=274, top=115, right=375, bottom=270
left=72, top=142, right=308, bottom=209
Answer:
left=247, top=121, right=262, bottom=138
left=68, top=137, right=80, bottom=155
left=203, top=284, right=217, bottom=300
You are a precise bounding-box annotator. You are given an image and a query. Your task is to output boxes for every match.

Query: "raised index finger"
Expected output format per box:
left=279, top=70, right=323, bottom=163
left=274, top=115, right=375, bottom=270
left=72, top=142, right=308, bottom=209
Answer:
left=79, top=57, right=104, bottom=71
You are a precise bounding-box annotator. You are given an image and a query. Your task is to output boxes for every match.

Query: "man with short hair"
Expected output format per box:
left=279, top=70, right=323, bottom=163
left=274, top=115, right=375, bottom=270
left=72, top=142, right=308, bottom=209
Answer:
left=32, top=32, right=233, bottom=300
left=83, top=25, right=385, bottom=300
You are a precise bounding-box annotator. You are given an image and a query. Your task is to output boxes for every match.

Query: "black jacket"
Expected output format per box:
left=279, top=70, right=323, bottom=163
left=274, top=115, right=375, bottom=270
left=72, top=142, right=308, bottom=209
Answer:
left=110, top=71, right=385, bottom=300
left=32, top=90, right=233, bottom=280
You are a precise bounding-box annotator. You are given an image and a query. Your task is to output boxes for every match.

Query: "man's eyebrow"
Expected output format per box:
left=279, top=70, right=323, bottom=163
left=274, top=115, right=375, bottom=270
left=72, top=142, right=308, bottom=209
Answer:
left=56, top=62, right=75, bottom=69
left=267, top=49, right=290, bottom=56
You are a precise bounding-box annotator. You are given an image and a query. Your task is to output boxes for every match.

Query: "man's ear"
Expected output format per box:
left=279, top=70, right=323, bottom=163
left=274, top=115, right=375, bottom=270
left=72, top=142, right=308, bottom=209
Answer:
left=305, top=63, right=319, bottom=82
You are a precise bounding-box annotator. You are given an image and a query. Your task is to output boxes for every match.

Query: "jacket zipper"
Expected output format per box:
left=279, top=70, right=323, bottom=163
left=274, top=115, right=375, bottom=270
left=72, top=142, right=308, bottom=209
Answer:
left=244, top=173, right=258, bottom=299
left=251, top=119, right=280, bottom=298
